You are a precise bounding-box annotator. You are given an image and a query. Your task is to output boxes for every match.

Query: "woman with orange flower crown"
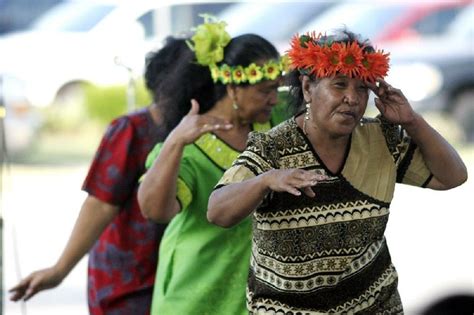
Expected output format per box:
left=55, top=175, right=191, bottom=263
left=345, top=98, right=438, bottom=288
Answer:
left=137, top=15, right=290, bottom=315
left=208, top=29, right=467, bottom=314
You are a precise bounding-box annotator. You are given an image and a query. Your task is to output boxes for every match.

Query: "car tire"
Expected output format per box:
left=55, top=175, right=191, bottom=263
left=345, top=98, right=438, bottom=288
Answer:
left=54, top=82, right=86, bottom=108
left=452, top=89, right=474, bottom=143
left=48, top=82, right=89, bottom=132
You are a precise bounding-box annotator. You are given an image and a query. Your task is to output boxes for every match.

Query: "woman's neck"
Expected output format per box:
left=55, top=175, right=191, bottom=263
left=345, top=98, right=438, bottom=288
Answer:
left=207, top=98, right=249, bottom=129
left=298, top=115, right=349, bottom=153
left=148, top=103, right=162, bottom=125
left=207, top=98, right=252, bottom=151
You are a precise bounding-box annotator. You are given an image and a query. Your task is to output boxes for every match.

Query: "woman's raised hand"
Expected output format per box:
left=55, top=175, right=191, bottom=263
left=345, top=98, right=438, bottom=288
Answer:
left=368, top=79, right=417, bottom=125
left=263, top=169, right=328, bottom=197
left=168, top=99, right=233, bottom=145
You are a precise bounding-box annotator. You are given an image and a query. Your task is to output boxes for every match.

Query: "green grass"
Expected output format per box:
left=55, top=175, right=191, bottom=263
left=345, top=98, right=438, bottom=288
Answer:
left=10, top=124, right=104, bottom=165
left=10, top=82, right=151, bottom=165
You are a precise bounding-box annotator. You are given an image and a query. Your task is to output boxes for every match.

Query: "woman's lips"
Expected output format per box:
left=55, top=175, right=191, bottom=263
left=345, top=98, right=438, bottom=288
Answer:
left=339, top=111, right=356, bottom=119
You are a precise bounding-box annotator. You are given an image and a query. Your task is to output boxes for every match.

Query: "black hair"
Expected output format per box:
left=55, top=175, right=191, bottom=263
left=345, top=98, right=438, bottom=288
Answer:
left=421, top=293, right=474, bottom=315
left=213, top=34, right=280, bottom=102
left=286, top=28, right=374, bottom=114
left=144, top=36, right=215, bottom=135
left=144, top=34, right=279, bottom=135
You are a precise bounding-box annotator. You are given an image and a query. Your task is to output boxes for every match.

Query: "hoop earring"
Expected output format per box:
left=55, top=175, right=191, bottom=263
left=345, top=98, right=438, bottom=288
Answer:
left=303, top=103, right=311, bottom=135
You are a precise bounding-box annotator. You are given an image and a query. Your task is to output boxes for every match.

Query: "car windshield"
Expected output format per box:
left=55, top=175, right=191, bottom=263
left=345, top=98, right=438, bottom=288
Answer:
left=29, top=1, right=116, bottom=32
left=218, top=1, right=333, bottom=43
left=445, top=4, right=474, bottom=39
left=298, top=3, right=406, bottom=40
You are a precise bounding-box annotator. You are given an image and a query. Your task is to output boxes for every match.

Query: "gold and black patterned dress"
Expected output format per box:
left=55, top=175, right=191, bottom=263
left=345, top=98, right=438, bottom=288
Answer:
left=215, top=117, right=432, bottom=314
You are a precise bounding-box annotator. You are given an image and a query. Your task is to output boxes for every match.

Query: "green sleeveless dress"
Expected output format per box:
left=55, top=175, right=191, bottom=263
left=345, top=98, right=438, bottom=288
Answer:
left=146, top=106, right=288, bottom=315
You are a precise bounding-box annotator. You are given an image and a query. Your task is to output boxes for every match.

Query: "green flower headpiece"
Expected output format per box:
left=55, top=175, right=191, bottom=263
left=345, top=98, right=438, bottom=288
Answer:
left=187, top=14, right=231, bottom=66
left=187, top=15, right=288, bottom=85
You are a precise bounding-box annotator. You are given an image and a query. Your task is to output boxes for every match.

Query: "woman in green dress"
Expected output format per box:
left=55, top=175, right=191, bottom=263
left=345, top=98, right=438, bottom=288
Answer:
left=137, top=18, right=289, bottom=315
left=208, top=29, right=467, bottom=314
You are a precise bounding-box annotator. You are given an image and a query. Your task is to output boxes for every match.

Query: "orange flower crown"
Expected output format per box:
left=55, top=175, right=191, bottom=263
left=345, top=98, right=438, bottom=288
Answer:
left=287, top=32, right=390, bottom=82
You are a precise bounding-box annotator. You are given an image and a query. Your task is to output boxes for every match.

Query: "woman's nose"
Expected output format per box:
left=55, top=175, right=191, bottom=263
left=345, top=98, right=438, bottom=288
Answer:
left=343, top=88, right=360, bottom=106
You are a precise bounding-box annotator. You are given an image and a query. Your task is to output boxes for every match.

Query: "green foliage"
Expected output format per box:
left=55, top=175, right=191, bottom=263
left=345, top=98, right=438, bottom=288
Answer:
left=84, top=79, right=152, bottom=125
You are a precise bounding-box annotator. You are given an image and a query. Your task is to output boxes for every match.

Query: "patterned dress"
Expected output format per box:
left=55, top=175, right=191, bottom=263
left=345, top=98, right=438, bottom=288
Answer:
left=146, top=109, right=287, bottom=315
left=216, top=117, right=432, bottom=314
left=83, top=107, right=167, bottom=315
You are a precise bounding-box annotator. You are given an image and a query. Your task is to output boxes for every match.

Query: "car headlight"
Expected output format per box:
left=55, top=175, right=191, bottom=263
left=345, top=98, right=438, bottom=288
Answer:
left=387, top=63, right=443, bottom=102
left=1, top=72, right=59, bottom=108
left=1, top=74, right=28, bottom=106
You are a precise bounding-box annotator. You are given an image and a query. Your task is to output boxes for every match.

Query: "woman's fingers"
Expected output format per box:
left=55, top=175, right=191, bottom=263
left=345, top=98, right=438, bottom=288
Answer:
left=302, top=186, right=315, bottom=198
left=9, top=274, right=41, bottom=301
left=284, top=185, right=302, bottom=196
left=9, top=268, right=62, bottom=302
left=9, top=291, right=23, bottom=302
left=366, top=81, right=379, bottom=95
left=199, top=116, right=233, bottom=133
left=277, top=169, right=329, bottom=197
left=200, top=122, right=233, bottom=133
left=294, top=169, right=328, bottom=183
left=9, top=287, right=25, bottom=302
left=9, top=276, right=31, bottom=301
left=188, top=99, right=200, bottom=115
left=374, top=97, right=386, bottom=114
left=376, top=78, right=391, bottom=89
left=23, top=281, right=39, bottom=301
left=9, top=279, right=27, bottom=293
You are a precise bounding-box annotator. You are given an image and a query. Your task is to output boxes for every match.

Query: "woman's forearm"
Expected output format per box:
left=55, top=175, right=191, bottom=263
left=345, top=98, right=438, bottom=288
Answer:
left=403, top=113, right=467, bottom=190
left=138, top=137, right=184, bottom=222
left=55, top=196, right=118, bottom=277
left=207, top=173, right=271, bottom=228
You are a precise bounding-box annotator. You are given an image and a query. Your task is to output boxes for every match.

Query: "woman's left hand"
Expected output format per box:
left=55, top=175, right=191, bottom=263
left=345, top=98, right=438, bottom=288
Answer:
left=368, top=79, right=417, bottom=125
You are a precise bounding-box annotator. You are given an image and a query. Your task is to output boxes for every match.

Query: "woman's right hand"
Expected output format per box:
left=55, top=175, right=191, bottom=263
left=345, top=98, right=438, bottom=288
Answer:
left=9, top=266, right=65, bottom=301
left=168, top=99, right=233, bottom=146
left=262, top=169, right=328, bottom=197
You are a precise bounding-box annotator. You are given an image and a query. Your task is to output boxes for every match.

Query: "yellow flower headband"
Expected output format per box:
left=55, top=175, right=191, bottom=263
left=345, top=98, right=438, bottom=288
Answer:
left=187, top=15, right=288, bottom=85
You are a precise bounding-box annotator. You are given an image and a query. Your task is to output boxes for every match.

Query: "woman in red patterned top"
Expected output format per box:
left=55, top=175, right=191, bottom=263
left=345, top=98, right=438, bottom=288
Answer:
left=9, top=36, right=216, bottom=314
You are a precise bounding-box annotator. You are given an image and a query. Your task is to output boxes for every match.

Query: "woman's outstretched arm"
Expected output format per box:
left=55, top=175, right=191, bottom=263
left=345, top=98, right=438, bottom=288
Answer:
left=208, top=169, right=323, bottom=227
left=9, top=196, right=118, bottom=301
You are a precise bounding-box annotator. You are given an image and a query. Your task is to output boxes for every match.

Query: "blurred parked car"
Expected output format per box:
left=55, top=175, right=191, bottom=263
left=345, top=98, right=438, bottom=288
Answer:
left=298, top=0, right=470, bottom=45
left=217, top=1, right=334, bottom=52
left=387, top=4, right=474, bottom=142
left=0, top=0, right=234, bottom=154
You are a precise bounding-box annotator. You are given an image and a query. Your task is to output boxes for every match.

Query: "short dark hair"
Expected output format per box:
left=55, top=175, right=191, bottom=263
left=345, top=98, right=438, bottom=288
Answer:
left=144, top=36, right=215, bottom=135
left=421, top=293, right=474, bottom=315
left=144, top=33, right=279, bottom=135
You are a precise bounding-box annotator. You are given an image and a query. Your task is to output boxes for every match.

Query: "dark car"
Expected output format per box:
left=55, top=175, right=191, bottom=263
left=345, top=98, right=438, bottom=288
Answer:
left=386, top=4, right=474, bottom=142
left=0, top=0, right=63, bottom=34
